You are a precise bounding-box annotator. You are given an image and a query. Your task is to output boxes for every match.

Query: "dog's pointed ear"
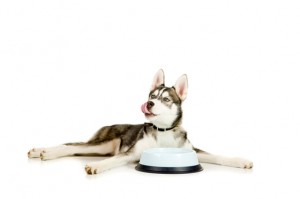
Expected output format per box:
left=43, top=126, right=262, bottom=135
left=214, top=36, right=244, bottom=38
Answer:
left=150, top=69, right=165, bottom=91
left=174, top=74, right=188, bottom=101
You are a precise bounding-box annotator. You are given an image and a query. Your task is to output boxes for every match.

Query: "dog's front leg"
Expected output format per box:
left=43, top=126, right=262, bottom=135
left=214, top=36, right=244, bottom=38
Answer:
left=197, top=152, right=253, bottom=169
left=85, top=153, right=136, bottom=175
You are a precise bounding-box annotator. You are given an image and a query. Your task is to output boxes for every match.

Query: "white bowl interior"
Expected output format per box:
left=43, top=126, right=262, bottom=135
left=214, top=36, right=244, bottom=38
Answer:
left=139, top=148, right=199, bottom=167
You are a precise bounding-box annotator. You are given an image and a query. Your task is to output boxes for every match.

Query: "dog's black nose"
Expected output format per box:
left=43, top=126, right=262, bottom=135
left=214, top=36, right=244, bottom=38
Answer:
left=147, top=101, right=154, bottom=109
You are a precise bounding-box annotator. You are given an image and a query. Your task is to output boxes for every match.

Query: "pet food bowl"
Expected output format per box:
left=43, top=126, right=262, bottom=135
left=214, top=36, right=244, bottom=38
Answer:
left=135, top=148, right=203, bottom=174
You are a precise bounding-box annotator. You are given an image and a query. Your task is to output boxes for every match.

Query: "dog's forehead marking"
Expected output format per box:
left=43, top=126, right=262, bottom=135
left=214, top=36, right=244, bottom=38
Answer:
left=153, top=89, right=159, bottom=95
left=151, top=87, right=180, bottom=103
left=151, top=87, right=180, bottom=101
left=157, top=88, right=167, bottom=97
left=162, top=91, right=170, bottom=98
left=151, top=87, right=166, bottom=97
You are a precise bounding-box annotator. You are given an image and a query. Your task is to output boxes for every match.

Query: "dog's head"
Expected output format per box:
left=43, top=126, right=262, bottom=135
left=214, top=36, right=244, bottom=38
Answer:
left=141, top=69, right=188, bottom=129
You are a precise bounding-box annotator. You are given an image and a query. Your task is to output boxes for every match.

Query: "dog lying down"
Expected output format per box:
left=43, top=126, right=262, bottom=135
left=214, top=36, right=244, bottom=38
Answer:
left=28, top=69, right=253, bottom=175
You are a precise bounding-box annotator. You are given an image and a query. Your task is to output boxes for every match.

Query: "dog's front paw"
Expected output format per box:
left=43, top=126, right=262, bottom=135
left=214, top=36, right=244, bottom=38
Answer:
left=85, top=162, right=107, bottom=175
left=243, top=160, right=253, bottom=169
left=85, top=165, right=98, bottom=175
left=234, top=158, right=253, bottom=169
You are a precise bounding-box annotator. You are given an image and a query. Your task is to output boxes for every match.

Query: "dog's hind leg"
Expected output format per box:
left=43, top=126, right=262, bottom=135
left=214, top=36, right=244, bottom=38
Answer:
left=194, top=148, right=253, bottom=169
left=28, top=139, right=121, bottom=160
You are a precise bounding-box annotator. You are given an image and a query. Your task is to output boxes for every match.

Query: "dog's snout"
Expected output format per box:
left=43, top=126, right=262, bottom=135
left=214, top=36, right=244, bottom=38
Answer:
left=147, top=101, right=154, bottom=109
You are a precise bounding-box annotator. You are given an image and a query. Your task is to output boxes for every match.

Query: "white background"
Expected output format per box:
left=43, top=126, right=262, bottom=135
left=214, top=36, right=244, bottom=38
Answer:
left=1, top=0, right=300, bottom=198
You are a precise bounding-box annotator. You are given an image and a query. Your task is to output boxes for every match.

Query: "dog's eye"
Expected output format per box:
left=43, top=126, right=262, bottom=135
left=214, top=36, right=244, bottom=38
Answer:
left=163, top=97, right=170, bottom=102
left=150, top=94, right=156, bottom=99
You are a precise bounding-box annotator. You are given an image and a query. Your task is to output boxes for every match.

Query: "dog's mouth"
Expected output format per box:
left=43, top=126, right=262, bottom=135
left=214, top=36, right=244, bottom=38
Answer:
left=141, top=102, right=156, bottom=117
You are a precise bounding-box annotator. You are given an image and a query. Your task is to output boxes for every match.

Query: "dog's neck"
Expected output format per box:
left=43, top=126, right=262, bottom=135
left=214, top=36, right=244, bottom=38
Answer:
left=149, top=113, right=182, bottom=131
left=152, top=124, right=177, bottom=132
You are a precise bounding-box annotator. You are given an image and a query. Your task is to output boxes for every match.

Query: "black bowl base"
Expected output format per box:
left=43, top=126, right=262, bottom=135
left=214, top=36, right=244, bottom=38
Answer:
left=135, top=164, right=203, bottom=174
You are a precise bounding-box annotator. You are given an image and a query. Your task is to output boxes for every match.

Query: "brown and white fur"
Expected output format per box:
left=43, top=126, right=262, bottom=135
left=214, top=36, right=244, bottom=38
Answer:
left=28, top=69, right=253, bottom=175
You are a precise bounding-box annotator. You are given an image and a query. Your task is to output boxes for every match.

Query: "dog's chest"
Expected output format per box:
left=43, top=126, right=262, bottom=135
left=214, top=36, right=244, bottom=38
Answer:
left=156, top=131, right=179, bottom=147
left=138, top=130, right=182, bottom=148
left=131, top=128, right=187, bottom=157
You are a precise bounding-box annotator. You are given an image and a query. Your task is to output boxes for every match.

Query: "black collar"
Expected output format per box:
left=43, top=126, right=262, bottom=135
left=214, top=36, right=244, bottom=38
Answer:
left=152, top=124, right=176, bottom=132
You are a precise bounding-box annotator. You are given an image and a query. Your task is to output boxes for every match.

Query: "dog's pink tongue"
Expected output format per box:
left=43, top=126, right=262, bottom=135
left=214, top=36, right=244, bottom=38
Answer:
left=141, top=102, right=151, bottom=114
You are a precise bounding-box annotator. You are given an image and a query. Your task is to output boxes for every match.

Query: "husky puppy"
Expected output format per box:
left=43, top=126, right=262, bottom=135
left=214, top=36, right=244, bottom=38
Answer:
left=28, top=69, right=253, bottom=174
